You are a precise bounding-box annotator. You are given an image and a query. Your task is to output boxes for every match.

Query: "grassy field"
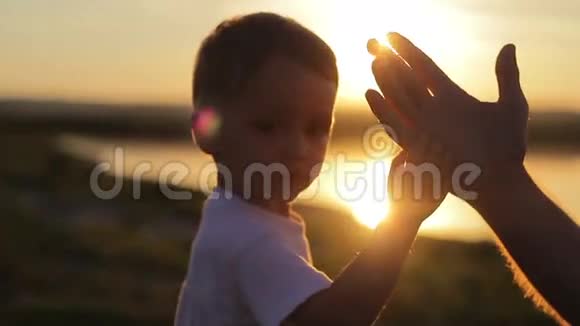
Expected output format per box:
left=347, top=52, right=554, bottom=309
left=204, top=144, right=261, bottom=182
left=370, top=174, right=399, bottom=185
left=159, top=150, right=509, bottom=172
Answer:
left=0, top=168, right=555, bottom=325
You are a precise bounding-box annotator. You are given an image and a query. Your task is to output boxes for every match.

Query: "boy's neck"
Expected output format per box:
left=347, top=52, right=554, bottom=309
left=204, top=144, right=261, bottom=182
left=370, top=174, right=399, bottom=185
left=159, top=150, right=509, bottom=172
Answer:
left=248, top=197, right=291, bottom=217
left=216, top=176, right=291, bottom=218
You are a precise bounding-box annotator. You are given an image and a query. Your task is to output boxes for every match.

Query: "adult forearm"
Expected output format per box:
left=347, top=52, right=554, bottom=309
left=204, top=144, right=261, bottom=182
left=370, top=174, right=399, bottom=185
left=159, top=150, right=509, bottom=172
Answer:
left=472, top=167, right=580, bottom=324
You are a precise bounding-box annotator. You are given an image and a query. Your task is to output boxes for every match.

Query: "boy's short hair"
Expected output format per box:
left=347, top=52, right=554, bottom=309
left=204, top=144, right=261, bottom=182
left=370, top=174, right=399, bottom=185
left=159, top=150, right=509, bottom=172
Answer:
left=193, top=12, right=339, bottom=107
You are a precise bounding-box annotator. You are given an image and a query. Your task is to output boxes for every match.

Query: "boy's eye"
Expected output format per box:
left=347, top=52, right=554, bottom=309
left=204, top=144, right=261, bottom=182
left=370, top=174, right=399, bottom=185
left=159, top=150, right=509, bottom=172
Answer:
left=308, top=121, right=330, bottom=138
left=252, top=120, right=277, bottom=134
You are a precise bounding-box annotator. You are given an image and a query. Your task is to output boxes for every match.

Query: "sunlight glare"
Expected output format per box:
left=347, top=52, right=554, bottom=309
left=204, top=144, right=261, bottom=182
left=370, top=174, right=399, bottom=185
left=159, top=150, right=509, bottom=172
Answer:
left=314, top=0, right=471, bottom=100
left=348, top=192, right=390, bottom=229
left=340, top=159, right=392, bottom=229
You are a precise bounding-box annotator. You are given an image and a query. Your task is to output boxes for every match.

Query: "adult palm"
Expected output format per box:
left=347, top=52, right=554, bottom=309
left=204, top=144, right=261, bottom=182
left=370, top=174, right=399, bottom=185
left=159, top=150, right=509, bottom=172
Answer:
left=365, top=33, right=529, bottom=192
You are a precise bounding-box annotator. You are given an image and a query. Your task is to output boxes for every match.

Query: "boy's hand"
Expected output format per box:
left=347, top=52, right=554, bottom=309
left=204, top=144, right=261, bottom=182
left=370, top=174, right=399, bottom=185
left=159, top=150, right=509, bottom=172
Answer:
left=388, top=135, right=451, bottom=224
left=366, top=33, right=529, bottom=196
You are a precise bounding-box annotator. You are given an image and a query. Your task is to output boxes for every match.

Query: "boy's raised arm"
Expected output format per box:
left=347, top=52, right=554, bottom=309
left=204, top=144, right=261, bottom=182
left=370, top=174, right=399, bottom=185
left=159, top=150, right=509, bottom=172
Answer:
left=286, top=209, right=422, bottom=326
left=286, top=135, right=451, bottom=325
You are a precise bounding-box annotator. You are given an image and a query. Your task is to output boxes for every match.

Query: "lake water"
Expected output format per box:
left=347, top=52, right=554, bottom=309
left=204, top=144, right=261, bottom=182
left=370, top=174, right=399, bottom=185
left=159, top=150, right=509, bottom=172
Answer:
left=58, top=134, right=580, bottom=242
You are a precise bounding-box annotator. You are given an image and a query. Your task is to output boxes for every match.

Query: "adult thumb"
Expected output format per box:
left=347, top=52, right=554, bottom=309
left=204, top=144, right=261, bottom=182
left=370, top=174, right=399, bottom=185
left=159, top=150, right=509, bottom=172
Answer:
left=495, top=44, right=524, bottom=104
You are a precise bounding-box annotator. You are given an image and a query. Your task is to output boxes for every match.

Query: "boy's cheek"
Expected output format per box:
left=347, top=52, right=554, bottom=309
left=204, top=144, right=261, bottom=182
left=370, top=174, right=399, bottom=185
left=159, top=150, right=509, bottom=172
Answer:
left=308, top=161, right=324, bottom=178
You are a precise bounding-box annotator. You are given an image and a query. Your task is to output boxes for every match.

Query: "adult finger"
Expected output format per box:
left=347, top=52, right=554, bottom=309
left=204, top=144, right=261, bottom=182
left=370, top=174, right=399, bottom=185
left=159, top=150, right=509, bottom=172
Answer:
left=495, top=44, right=527, bottom=107
left=367, top=38, right=387, bottom=56
left=372, top=52, right=426, bottom=121
left=387, top=32, right=463, bottom=95
left=371, top=53, right=415, bottom=113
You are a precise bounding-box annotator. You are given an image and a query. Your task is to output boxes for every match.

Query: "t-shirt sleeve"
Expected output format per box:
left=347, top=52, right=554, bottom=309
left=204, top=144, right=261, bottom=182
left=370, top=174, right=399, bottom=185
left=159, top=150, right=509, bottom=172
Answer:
left=236, top=235, right=332, bottom=326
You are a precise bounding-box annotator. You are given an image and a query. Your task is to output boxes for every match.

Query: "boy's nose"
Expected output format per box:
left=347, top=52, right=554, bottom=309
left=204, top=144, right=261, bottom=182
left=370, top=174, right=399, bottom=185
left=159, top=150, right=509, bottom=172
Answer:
left=286, top=132, right=309, bottom=160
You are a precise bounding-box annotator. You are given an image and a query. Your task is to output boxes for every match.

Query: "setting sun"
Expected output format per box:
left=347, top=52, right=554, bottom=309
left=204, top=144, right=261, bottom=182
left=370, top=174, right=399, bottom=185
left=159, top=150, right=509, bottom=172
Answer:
left=311, top=0, right=475, bottom=101
left=340, top=159, right=392, bottom=229
left=348, top=192, right=391, bottom=229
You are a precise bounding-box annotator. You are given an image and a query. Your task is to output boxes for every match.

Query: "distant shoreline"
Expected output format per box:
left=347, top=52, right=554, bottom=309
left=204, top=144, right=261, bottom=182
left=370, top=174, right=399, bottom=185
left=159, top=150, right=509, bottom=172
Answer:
left=2, top=98, right=580, bottom=150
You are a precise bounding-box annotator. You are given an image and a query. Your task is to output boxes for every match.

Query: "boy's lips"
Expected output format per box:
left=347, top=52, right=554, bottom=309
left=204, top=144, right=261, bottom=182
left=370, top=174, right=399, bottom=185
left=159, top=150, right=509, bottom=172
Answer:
left=291, top=169, right=317, bottom=186
left=290, top=165, right=313, bottom=177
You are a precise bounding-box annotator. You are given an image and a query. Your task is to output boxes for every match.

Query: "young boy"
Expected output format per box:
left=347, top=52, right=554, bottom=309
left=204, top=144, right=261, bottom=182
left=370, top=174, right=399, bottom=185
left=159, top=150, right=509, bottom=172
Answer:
left=175, top=12, right=450, bottom=326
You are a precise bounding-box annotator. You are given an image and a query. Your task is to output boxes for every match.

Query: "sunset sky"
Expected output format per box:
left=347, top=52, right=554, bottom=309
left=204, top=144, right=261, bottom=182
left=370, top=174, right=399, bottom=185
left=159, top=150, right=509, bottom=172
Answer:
left=2, top=0, right=580, bottom=110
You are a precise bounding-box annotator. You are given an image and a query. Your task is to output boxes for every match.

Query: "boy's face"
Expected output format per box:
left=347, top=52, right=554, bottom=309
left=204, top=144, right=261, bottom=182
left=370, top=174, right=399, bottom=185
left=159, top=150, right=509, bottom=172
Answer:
left=216, top=55, right=337, bottom=202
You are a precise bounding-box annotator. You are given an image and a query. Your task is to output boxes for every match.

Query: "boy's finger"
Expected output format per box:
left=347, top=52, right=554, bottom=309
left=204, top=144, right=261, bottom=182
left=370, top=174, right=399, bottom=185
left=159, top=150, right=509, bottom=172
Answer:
left=390, top=151, right=408, bottom=169
left=365, top=89, right=415, bottom=148
left=406, top=133, right=429, bottom=164
left=388, top=151, right=408, bottom=199
left=440, top=149, right=453, bottom=194
left=387, top=32, right=463, bottom=95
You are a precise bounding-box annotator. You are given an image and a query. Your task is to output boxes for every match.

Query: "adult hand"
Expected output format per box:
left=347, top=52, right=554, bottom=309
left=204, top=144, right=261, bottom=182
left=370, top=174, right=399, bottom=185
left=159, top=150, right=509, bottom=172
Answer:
left=365, top=33, right=529, bottom=195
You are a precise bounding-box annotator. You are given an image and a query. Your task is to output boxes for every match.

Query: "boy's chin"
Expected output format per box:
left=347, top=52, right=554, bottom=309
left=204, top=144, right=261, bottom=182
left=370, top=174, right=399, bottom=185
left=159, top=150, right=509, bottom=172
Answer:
left=270, top=187, right=302, bottom=202
left=258, top=183, right=308, bottom=202
left=287, top=181, right=314, bottom=202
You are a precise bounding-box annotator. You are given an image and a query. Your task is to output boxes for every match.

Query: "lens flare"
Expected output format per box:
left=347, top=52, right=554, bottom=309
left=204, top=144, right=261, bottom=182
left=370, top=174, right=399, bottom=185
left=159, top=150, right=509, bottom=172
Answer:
left=194, top=106, right=221, bottom=139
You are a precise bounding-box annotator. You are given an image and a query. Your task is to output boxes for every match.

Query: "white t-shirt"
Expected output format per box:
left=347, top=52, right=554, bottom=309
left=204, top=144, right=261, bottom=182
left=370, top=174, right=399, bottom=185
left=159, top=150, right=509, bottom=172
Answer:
left=174, top=188, right=332, bottom=326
